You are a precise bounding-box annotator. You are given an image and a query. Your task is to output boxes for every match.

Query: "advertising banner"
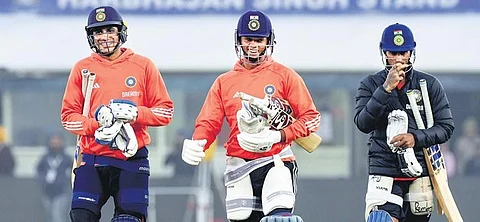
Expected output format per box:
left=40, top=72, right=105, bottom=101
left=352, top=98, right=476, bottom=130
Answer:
left=37, top=0, right=480, bottom=15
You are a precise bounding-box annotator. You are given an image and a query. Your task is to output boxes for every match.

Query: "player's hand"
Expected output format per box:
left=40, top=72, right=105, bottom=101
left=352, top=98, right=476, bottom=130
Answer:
left=237, top=128, right=282, bottom=153
left=95, top=105, right=115, bottom=127
left=390, top=133, right=415, bottom=149
left=383, top=63, right=409, bottom=92
left=109, top=99, right=138, bottom=123
left=182, top=139, right=207, bottom=165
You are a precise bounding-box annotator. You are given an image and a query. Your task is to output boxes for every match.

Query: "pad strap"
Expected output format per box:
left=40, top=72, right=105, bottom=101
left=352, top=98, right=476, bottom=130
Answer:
left=404, top=192, right=433, bottom=202
left=224, top=147, right=293, bottom=185
left=226, top=196, right=263, bottom=212
left=366, top=192, right=403, bottom=207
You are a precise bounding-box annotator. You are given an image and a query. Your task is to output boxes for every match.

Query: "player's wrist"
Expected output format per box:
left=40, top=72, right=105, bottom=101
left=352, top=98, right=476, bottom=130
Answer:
left=383, top=84, right=393, bottom=93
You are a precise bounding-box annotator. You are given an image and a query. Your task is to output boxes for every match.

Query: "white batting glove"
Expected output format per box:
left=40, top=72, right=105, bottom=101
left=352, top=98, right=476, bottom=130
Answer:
left=95, top=105, right=115, bottom=127
left=400, top=148, right=423, bottom=177
left=182, top=139, right=207, bottom=165
left=111, top=123, right=138, bottom=158
left=94, top=121, right=123, bottom=145
left=386, top=110, right=408, bottom=153
left=237, top=101, right=268, bottom=134
left=109, top=99, right=138, bottom=122
left=237, top=128, right=282, bottom=153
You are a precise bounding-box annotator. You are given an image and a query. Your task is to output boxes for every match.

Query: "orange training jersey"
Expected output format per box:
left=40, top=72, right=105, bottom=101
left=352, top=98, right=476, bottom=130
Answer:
left=193, top=58, right=320, bottom=159
left=61, top=48, right=174, bottom=160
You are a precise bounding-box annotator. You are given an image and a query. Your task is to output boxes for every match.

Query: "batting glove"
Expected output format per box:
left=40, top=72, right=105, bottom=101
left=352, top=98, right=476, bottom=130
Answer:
left=95, top=105, right=115, bottom=127
left=110, top=123, right=138, bottom=158
left=109, top=99, right=138, bottom=122
left=94, top=121, right=123, bottom=145
left=237, top=101, right=268, bottom=134
left=182, top=139, right=207, bottom=165
left=386, top=110, right=408, bottom=153
left=237, top=128, right=282, bottom=153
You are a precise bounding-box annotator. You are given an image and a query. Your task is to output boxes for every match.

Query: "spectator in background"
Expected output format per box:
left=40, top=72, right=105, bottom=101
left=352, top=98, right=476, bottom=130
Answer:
left=36, top=133, right=72, bottom=222
left=454, top=116, right=480, bottom=175
left=464, top=148, right=480, bottom=177
left=165, top=129, right=196, bottom=178
left=0, top=125, right=15, bottom=177
left=440, top=142, right=457, bottom=178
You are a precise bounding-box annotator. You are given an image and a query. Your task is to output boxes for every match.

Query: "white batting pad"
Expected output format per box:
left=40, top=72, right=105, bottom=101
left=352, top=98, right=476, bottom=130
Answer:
left=225, top=157, right=254, bottom=220
left=262, top=155, right=295, bottom=215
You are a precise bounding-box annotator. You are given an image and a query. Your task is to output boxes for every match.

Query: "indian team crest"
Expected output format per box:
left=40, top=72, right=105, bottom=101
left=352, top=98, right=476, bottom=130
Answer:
left=409, top=89, right=422, bottom=103
left=125, top=76, right=137, bottom=88
left=264, top=85, right=276, bottom=96
left=393, top=29, right=404, bottom=46
left=95, top=8, right=106, bottom=22
left=248, top=15, right=260, bottom=31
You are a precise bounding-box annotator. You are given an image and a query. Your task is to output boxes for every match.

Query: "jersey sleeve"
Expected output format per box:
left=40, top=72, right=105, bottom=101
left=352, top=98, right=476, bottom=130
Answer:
left=282, top=70, right=321, bottom=143
left=192, top=78, right=225, bottom=150
left=135, top=60, right=174, bottom=126
left=60, top=65, right=100, bottom=136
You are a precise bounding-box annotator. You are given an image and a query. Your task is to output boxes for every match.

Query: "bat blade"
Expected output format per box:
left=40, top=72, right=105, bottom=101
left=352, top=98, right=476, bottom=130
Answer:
left=294, top=133, right=322, bottom=153
left=423, top=146, right=463, bottom=221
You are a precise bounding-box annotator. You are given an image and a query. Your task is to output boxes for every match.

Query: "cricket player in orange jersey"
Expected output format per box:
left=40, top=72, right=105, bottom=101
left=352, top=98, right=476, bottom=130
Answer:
left=60, top=6, right=173, bottom=222
left=181, top=10, right=320, bottom=222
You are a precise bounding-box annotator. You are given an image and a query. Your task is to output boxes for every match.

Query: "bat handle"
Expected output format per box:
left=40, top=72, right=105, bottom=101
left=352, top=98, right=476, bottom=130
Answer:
left=407, top=90, right=425, bottom=130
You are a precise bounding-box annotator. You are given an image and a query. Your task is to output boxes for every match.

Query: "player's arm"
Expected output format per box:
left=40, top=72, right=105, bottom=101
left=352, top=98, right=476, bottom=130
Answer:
left=409, top=78, right=454, bottom=150
left=192, top=78, right=225, bottom=150
left=134, top=60, right=174, bottom=126
left=354, top=76, right=392, bottom=134
left=61, top=66, right=100, bottom=136
left=281, top=70, right=321, bottom=143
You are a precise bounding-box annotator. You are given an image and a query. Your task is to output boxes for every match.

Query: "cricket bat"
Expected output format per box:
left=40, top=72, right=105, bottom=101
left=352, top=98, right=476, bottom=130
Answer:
left=234, top=92, right=322, bottom=153
left=406, top=79, right=463, bottom=222
left=71, top=69, right=96, bottom=187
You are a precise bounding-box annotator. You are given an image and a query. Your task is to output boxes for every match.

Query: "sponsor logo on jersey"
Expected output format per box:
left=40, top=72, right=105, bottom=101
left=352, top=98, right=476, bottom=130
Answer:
left=122, top=91, right=140, bottom=98
left=406, top=104, right=425, bottom=111
left=78, top=196, right=96, bottom=203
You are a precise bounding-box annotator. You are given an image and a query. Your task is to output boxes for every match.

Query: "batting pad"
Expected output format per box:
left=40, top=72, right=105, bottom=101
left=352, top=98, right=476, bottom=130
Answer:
left=366, top=210, right=393, bottom=222
left=259, top=215, right=304, bottom=222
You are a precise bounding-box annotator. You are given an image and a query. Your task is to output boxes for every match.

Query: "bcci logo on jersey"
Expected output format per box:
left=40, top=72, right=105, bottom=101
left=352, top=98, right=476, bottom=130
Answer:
left=406, top=89, right=424, bottom=110
left=125, top=76, right=137, bottom=88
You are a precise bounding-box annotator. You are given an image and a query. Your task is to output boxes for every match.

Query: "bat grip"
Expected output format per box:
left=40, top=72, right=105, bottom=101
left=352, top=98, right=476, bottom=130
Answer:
left=419, top=79, right=434, bottom=128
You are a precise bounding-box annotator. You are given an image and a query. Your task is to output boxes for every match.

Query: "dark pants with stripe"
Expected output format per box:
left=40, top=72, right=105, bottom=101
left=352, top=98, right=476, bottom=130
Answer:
left=71, top=148, right=150, bottom=221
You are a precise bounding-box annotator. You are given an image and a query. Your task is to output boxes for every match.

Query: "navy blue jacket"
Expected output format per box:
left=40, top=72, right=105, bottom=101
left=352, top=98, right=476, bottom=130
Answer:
left=354, top=69, right=454, bottom=177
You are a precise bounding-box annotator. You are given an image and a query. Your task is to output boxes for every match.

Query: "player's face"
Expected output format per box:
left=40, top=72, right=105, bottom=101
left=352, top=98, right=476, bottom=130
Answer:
left=385, top=51, right=411, bottom=66
left=92, top=26, right=120, bottom=55
left=240, top=36, right=268, bottom=59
